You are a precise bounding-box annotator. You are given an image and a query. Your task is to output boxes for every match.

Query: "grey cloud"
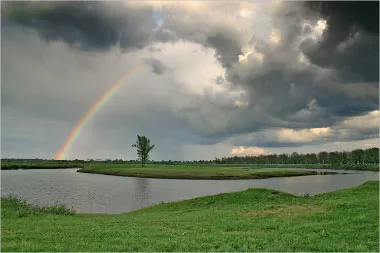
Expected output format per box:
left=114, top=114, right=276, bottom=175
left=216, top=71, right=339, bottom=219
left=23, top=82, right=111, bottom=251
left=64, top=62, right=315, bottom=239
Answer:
left=232, top=110, right=379, bottom=148
left=214, top=75, right=226, bottom=85
left=143, top=58, right=170, bottom=75
left=233, top=129, right=379, bottom=148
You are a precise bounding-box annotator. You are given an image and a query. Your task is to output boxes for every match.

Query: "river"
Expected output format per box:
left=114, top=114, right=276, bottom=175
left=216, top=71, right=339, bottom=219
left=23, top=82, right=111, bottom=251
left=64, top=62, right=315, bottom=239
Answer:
left=1, top=168, right=378, bottom=214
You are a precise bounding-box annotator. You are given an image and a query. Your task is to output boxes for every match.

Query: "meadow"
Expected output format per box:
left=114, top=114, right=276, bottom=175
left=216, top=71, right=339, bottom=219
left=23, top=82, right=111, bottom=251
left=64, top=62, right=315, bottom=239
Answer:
left=2, top=181, right=378, bottom=252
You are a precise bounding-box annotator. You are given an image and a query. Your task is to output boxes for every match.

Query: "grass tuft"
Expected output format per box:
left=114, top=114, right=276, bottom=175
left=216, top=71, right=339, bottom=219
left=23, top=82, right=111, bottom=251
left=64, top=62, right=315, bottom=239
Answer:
left=2, top=195, right=75, bottom=217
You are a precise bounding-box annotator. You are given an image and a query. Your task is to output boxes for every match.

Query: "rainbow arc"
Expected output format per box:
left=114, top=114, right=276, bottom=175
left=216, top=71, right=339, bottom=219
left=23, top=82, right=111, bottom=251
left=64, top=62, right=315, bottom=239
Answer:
left=55, top=64, right=145, bottom=160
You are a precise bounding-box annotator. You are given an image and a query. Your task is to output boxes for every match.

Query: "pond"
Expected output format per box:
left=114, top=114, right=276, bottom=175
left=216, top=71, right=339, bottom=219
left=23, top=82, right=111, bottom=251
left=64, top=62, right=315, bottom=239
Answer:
left=1, top=168, right=378, bottom=214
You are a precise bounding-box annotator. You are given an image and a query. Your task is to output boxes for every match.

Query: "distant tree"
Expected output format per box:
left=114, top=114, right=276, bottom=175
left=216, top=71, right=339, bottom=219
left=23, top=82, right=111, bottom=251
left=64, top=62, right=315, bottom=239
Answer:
left=318, top=151, right=329, bottom=164
left=291, top=152, right=300, bottom=164
left=131, top=135, right=155, bottom=167
left=339, top=151, right=349, bottom=165
left=364, top=148, right=379, bottom=164
left=351, top=149, right=364, bottom=165
left=329, top=152, right=340, bottom=165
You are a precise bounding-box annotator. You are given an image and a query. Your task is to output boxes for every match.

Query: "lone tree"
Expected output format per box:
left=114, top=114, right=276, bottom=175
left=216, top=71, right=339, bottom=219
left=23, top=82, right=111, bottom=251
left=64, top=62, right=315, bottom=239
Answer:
left=132, top=135, right=155, bottom=167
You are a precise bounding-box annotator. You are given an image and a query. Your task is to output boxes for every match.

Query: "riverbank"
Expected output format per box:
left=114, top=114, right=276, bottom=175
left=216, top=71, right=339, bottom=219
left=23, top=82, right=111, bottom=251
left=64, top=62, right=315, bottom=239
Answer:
left=77, top=165, right=323, bottom=179
left=2, top=181, right=378, bottom=251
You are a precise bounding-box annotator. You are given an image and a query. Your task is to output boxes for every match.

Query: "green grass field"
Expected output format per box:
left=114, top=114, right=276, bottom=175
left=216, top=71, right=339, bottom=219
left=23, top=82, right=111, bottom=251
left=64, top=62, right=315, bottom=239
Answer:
left=2, top=181, right=378, bottom=252
left=77, top=164, right=324, bottom=179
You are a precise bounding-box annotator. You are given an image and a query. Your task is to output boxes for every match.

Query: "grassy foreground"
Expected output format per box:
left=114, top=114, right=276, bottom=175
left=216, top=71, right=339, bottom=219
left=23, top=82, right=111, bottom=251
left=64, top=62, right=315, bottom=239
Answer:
left=77, top=164, right=324, bottom=179
left=2, top=181, right=379, bottom=252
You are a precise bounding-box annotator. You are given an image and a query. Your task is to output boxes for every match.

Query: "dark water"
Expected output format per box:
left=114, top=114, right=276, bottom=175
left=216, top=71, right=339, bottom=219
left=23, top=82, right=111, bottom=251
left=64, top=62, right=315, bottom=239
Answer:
left=1, top=168, right=378, bottom=214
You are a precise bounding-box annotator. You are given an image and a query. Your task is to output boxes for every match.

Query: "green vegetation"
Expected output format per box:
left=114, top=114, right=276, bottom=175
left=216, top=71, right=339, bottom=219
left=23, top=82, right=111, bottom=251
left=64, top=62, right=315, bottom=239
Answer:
left=2, top=195, right=75, bottom=217
left=2, top=147, right=378, bottom=171
left=77, top=164, right=326, bottom=179
left=131, top=135, right=155, bottom=167
left=213, top=163, right=379, bottom=171
left=213, top=147, right=379, bottom=167
left=2, top=181, right=378, bottom=252
left=1, top=159, right=85, bottom=170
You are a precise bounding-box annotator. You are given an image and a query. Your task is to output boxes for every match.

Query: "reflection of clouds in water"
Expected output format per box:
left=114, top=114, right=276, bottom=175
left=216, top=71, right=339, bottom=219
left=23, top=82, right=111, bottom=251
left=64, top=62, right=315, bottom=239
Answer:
left=134, top=178, right=150, bottom=209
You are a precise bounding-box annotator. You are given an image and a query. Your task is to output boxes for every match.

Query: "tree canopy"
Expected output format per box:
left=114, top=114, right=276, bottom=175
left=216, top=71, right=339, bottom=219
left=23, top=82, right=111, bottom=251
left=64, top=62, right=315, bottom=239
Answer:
left=132, top=135, right=155, bottom=167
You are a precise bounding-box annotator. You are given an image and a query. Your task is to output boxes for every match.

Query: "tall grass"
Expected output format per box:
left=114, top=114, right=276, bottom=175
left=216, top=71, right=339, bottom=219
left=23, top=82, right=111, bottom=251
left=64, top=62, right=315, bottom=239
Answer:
left=2, top=195, right=75, bottom=217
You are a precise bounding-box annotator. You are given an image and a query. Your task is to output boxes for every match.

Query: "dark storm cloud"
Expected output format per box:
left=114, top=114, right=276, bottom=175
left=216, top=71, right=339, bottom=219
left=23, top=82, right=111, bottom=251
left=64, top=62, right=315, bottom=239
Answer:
left=302, top=1, right=379, bottom=83
left=1, top=1, right=157, bottom=52
left=304, top=1, right=379, bottom=34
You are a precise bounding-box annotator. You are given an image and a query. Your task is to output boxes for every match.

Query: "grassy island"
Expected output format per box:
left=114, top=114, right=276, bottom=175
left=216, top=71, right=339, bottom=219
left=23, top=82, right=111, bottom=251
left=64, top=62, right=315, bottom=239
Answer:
left=76, top=164, right=329, bottom=179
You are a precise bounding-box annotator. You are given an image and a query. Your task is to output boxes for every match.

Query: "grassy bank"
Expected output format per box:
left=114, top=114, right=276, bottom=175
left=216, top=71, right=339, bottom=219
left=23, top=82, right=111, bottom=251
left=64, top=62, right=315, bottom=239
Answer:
left=77, top=164, right=324, bottom=179
left=2, top=181, right=378, bottom=252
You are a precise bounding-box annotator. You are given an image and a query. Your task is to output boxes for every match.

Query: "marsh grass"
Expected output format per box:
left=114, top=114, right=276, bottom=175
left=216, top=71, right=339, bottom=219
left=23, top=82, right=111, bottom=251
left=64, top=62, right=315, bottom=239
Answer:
left=2, top=195, right=75, bottom=217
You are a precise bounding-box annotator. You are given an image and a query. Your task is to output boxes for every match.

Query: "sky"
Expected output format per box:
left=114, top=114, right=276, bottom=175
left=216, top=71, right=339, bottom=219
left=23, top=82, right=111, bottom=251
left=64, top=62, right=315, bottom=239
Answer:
left=1, top=1, right=379, bottom=161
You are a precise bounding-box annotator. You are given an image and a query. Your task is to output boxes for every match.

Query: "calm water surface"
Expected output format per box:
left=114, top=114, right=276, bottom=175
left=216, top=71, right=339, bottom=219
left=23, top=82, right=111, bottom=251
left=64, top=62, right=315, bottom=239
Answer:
left=1, top=168, right=378, bottom=214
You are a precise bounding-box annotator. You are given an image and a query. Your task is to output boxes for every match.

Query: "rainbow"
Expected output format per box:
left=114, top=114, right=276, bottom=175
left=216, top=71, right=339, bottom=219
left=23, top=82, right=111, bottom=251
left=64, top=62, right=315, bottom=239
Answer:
left=55, top=64, right=145, bottom=160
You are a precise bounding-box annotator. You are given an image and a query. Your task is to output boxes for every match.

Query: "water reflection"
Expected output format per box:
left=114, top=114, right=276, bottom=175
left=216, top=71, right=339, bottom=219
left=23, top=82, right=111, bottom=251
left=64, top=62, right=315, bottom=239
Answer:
left=134, top=178, right=150, bottom=209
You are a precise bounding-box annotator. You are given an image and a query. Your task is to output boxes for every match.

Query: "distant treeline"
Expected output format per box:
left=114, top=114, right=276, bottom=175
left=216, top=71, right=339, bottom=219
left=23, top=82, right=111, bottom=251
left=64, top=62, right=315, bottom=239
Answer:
left=2, top=148, right=379, bottom=171
left=151, top=148, right=380, bottom=166
left=213, top=148, right=379, bottom=165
